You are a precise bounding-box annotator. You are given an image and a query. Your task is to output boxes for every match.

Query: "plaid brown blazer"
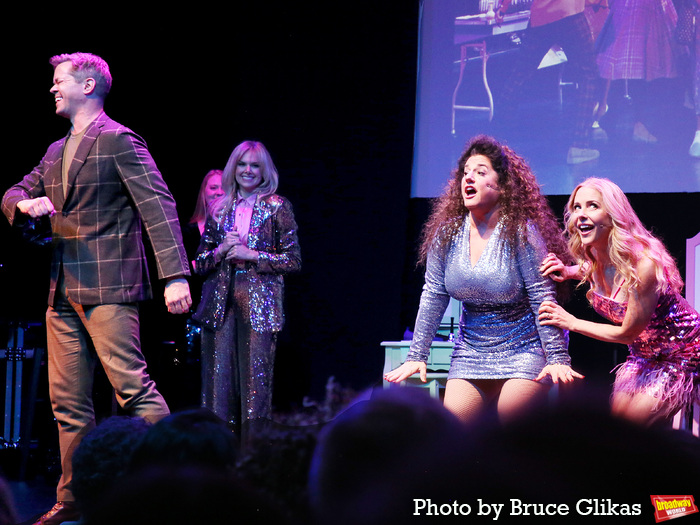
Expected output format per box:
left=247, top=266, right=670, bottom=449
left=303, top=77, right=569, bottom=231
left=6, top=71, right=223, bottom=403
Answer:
left=2, top=112, right=190, bottom=306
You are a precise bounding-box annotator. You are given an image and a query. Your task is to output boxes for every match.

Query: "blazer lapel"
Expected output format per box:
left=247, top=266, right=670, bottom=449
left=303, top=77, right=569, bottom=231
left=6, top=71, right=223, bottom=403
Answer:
left=247, top=195, right=266, bottom=248
left=63, top=113, right=105, bottom=205
left=46, top=135, right=68, bottom=212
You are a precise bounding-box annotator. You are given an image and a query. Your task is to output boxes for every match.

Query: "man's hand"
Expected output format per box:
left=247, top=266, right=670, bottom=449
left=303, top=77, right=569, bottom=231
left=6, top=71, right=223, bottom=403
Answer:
left=17, top=197, right=55, bottom=218
left=164, top=277, right=192, bottom=314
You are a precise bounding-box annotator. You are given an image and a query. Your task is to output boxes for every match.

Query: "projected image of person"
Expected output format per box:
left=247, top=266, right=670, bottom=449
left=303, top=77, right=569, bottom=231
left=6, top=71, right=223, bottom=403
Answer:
left=594, top=0, right=683, bottom=143
left=385, top=135, right=583, bottom=425
left=539, top=178, right=700, bottom=426
left=687, top=0, right=700, bottom=156
left=193, top=141, right=301, bottom=439
left=495, top=0, right=600, bottom=164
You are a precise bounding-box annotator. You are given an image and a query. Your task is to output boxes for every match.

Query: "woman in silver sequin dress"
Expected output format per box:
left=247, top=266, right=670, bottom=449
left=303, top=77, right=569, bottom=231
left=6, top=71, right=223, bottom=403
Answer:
left=385, top=136, right=582, bottom=424
left=539, top=177, right=700, bottom=426
left=193, top=141, right=301, bottom=435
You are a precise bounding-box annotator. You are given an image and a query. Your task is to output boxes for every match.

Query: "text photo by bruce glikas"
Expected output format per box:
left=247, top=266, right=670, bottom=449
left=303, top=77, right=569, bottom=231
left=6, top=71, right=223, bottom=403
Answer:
left=410, top=496, right=699, bottom=521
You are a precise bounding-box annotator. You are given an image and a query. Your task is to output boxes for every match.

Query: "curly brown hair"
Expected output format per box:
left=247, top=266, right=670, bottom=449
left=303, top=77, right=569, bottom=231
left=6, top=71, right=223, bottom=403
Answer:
left=418, top=135, right=571, bottom=297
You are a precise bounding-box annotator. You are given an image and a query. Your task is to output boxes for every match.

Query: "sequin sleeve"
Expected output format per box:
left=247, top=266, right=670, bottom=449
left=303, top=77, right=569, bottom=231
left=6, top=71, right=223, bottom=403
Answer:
left=406, top=238, right=451, bottom=363
left=193, top=216, right=224, bottom=275
left=255, top=197, right=301, bottom=275
left=517, top=223, right=570, bottom=366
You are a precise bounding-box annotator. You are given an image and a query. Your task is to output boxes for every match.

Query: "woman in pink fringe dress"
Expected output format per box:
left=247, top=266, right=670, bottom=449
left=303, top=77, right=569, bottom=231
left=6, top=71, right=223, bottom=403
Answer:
left=538, top=178, right=699, bottom=427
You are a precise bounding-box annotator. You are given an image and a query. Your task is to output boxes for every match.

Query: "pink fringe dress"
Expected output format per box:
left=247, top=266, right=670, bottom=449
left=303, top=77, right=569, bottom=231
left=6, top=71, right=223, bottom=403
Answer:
left=591, top=290, right=700, bottom=416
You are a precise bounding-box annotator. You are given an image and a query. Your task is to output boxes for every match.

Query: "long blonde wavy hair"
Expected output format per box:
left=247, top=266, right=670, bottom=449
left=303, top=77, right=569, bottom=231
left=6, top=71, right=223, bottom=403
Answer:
left=564, top=177, right=683, bottom=296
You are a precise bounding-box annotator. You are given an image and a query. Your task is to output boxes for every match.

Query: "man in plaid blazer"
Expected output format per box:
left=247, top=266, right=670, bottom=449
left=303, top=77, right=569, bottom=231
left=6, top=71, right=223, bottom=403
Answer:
left=2, top=52, right=192, bottom=525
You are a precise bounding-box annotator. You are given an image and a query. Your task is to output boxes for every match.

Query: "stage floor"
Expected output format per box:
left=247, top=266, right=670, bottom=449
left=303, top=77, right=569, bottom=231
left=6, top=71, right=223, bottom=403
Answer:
left=7, top=478, right=55, bottom=525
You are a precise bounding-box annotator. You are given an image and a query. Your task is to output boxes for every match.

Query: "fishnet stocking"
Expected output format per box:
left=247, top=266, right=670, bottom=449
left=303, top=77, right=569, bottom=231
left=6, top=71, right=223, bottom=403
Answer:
left=444, top=378, right=549, bottom=425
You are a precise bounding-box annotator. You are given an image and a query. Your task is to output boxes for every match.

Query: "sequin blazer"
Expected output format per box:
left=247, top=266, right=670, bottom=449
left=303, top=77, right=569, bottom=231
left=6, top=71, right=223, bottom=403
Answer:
left=192, top=194, right=301, bottom=332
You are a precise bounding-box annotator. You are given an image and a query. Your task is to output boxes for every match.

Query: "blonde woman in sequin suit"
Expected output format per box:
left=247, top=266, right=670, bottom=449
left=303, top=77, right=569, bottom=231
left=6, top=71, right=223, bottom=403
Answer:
left=385, top=135, right=583, bottom=425
left=193, top=141, right=301, bottom=435
left=539, top=178, right=700, bottom=426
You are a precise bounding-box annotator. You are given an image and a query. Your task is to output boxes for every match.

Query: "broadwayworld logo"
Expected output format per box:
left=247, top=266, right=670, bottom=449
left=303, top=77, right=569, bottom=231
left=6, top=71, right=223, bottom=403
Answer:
left=651, top=496, right=698, bottom=522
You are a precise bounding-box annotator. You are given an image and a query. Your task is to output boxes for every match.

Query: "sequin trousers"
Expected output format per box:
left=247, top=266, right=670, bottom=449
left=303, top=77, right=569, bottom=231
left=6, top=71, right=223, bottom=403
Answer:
left=592, top=291, right=700, bottom=417
left=201, top=278, right=277, bottom=434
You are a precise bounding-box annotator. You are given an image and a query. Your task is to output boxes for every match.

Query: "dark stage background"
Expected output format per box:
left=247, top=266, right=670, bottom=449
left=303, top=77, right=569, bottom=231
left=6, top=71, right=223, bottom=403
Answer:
left=0, top=4, right=420, bottom=416
left=1, top=3, right=698, bottom=424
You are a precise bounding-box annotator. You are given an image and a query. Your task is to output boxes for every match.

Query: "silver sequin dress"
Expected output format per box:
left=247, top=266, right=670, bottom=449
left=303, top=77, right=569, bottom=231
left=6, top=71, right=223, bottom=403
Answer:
left=592, top=291, right=700, bottom=416
left=406, top=218, right=570, bottom=380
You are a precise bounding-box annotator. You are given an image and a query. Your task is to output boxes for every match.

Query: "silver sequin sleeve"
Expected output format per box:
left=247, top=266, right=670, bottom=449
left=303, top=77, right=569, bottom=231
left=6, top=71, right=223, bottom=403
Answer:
left=407, top=239, right=452, bottom=363
left=516, top=223, right=571, bottom=367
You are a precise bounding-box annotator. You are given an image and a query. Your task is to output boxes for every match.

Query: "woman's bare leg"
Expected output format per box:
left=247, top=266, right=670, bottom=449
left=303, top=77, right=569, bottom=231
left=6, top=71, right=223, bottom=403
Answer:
left=611, top=392, right=671, bottom=427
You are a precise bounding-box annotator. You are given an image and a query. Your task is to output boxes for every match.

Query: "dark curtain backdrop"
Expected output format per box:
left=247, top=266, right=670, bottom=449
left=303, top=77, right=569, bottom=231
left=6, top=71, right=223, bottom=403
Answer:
left=2, top=4, right=698, bottom=415
left=0, top=4, right=421, bottom=410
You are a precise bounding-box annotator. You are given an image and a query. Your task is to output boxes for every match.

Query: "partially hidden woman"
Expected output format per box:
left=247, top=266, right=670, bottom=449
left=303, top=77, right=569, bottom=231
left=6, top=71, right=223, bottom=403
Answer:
left=193, top=141, right=301, bottom=435
left=385, top=135, right=582, bottom=425
left=183, top=169, right=224, bottom=262
left=539, top=177, right=700, bottom=426
left=182, top=169, right=224, bottom=312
